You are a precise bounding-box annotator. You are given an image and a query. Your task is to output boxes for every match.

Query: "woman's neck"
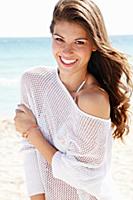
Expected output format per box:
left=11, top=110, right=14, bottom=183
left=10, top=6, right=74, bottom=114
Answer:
left=58, top=69, right=88, bottom=93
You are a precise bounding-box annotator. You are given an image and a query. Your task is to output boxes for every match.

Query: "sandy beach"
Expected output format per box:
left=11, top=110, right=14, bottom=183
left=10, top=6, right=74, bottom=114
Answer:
left=0, top=119, right=29, bottom=200
left=0, top=105, right=133, bottom=200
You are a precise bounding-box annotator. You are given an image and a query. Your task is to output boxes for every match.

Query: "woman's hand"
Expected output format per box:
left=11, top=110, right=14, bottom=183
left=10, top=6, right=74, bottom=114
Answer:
left=14, top=104, right=37, bottom=137
left=14, top=104, right=45, bottom=148
left=14, top=104, right=57, bottom=164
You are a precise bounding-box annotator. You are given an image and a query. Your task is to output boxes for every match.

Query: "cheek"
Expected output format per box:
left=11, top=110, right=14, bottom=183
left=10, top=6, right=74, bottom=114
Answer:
left=52, top=42, right=57, bottom=57
left=52, top=40, right=55, bottom=50
left=78, top=48, right=93, bottom=63
left=52, top=42, right=61, bottom=56
left=78, top=48, right=92, bottom=57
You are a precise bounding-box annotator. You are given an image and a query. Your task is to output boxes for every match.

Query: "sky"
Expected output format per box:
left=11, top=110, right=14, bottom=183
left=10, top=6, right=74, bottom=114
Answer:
left=0, top=0, right=133, bottom=37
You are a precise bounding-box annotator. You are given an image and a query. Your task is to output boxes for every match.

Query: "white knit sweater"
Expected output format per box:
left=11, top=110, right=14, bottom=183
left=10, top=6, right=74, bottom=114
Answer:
left=20, top=66, right=114, bottom=200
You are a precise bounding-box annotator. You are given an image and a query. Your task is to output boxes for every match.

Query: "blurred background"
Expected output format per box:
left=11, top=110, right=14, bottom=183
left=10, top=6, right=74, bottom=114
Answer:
left=0, top=1, right=133, bottom=200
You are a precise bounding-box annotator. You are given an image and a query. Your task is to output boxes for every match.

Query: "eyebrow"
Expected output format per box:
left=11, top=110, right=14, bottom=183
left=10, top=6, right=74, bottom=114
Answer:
left=53, top=33, right=64, bottom=38
left=53, top=33, right=88, bottom=41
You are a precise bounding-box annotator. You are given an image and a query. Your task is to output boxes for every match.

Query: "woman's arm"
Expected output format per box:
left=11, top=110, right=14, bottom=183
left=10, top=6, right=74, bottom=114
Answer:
left=14, top=105, right=54, bottom=199
left=14, top=104, right=58, bottom=164
left=15, top=72, right=45, bottom=197
left=26, top=126, right=58, bottom=164
left=30, top=194, right=45, bottom=200
left=14, top=92, right=111, bottom=198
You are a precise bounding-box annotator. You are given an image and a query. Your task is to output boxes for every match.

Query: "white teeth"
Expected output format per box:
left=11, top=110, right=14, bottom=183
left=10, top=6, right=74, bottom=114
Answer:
left=61, top=57, right=77, bottom=64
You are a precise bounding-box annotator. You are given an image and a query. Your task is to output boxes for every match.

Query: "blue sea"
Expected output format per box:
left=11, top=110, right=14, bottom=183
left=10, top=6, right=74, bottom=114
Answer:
left=0, top=36, right=133, bottom=118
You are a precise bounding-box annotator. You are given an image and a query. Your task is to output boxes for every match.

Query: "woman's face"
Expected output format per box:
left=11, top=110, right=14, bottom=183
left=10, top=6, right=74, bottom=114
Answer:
left=52, top=20, right=96, bottom=74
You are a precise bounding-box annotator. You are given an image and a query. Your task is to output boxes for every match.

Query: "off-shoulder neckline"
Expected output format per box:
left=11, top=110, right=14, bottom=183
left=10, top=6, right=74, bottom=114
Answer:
left=54, top=68, right=111, bottom=123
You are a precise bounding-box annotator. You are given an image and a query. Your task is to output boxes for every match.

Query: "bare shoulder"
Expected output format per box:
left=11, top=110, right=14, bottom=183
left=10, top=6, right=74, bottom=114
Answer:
left=77, top=87, right=110, bottom=119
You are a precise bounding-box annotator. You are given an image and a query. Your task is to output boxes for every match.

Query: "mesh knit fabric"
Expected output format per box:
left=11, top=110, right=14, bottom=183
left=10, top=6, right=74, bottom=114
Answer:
left=20, top=67, right=113, bottom=200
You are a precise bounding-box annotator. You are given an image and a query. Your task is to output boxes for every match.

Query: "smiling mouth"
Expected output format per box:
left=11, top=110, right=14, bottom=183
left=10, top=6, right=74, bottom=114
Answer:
left=60, top=56, right=77, bottom=65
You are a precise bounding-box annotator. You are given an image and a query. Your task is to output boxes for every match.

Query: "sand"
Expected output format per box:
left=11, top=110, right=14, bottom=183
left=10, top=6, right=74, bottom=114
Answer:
left=0, top=119, right=29, bottom=200
left=0, top=112, right=133, bottom=200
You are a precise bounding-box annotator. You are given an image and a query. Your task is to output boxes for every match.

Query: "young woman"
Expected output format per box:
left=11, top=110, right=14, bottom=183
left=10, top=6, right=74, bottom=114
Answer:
left=14, top=0, right=133, bottom=200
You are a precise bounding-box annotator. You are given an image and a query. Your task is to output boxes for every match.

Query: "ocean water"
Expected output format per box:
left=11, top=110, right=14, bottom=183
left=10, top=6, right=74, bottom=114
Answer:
left=0, top=36, right=133, bottom=118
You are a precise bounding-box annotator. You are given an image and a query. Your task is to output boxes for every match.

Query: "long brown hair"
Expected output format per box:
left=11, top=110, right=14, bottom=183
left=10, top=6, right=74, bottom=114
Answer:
left=50, top=0, right=133, bottom=139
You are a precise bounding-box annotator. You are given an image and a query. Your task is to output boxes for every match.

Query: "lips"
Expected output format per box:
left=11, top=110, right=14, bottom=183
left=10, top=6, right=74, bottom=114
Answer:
left=60, top=56, right=77, bottom=65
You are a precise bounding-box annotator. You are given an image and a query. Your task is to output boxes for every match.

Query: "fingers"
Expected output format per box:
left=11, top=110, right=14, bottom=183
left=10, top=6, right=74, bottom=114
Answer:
left=22, top=131, right=28, bottom=138
left=14, top=103, right=37, bottom=136
left=14, top=105, right=27, bottom=131
left=15, top=108, right=24, bottom=113
left=14, top=104, right=31, bottom=120
left=17, top=104, right=30, bottom=113
left=14, top=108, right=25, bottom=121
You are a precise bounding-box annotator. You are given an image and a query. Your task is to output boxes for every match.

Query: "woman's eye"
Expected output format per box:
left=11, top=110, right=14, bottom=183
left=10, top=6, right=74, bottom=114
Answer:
left=75, top=40, right=85, bottom=45
left=54, top=37, right=64, bottom=43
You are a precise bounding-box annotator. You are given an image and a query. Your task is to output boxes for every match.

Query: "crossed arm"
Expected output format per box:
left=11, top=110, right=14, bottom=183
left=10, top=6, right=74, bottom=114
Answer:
left=14, top=104, right=58, bottom=164
left=14, top=104, right=58, bottom=200
left=14, top=97, right=110, bottom=199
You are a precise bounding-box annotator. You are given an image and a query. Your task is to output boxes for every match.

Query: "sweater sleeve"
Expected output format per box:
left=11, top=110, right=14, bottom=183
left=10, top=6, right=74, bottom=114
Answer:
left=52, top=111, right=112, bottom=199
left=20, top=71, right=44, bottom=196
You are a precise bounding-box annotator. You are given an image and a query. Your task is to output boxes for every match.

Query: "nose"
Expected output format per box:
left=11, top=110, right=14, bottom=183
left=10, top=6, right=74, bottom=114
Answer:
left=62, top=43, right=74, bottom=54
